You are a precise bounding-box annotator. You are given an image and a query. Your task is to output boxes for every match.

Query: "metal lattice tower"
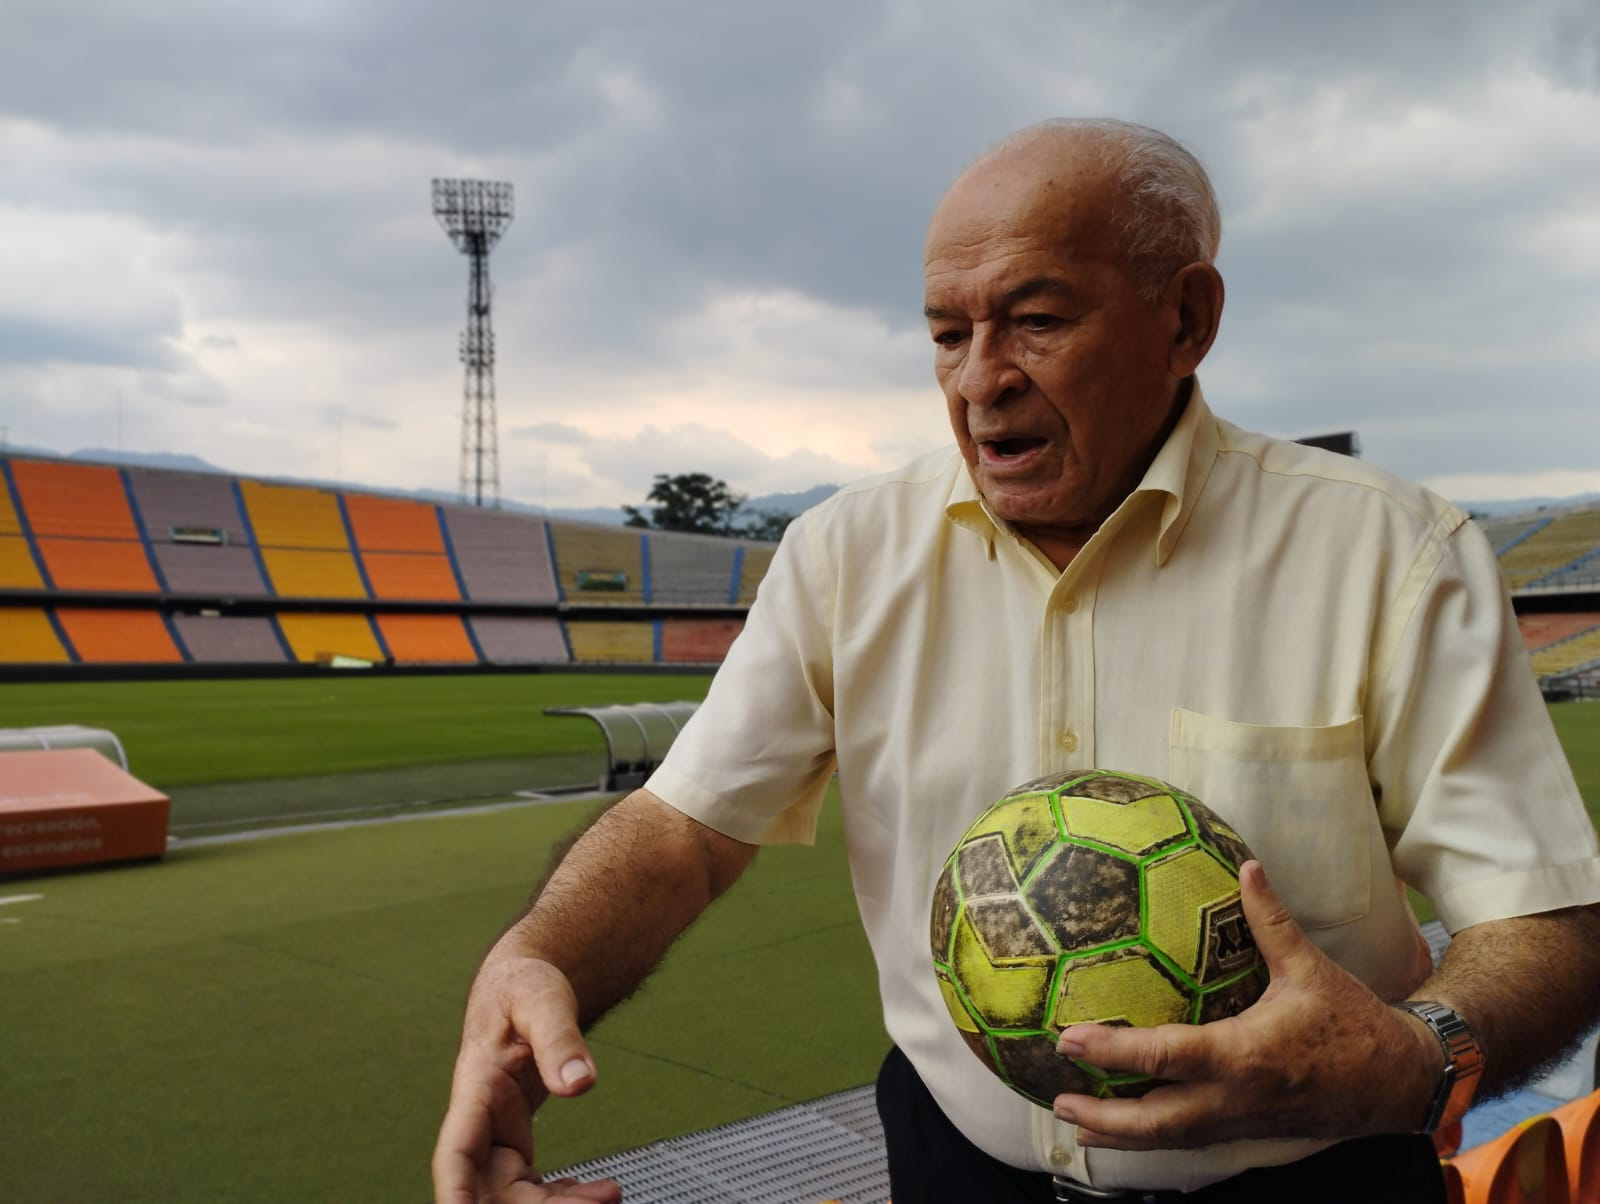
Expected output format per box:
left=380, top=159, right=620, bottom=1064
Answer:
left=432, top=178, right=514, bottom=507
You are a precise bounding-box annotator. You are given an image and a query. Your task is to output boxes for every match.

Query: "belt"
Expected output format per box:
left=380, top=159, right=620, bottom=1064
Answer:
left=1052, top=1176, right=1168, bottom=1203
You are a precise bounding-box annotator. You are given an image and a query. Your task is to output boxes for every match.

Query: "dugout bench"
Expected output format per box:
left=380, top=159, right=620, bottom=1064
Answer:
left=544, top=701, right=701, bottom=793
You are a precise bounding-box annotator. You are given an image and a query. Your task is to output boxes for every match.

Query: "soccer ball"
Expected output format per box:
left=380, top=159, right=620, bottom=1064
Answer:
left=930, top=769, right=1268, bottom=1107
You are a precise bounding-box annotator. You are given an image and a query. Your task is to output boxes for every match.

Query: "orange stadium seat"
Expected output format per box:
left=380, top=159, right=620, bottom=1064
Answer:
left=661, top=618, right=744, bottom=662
left=360, top=552, right=461, bottom=601
left=1450, top=1113, right=1570, bottom=1203
left=34, top=537, right=160, bottom=593
left=54, top=609, right=184, bottom=664
left=8, top=460, right=139, bottom=539
left=375, top=614, right=478, bottom=663
left=0, top=534, right=45, bottom=589
left=0, top=608, right=72, bottom=662
left=275, top=613, right=385, bottom=663
left=259, top=548, right=368, bottom=599
left=343, top=494, right=446, bottom=553
left=239, top=480, right=350, bottom=551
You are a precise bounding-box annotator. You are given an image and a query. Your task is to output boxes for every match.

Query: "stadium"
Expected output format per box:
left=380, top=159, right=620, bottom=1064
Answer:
left=1, top=447, right=1598, bottom=1202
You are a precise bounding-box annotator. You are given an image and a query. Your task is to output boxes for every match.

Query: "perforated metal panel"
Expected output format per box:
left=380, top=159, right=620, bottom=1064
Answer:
left=546, top=1085, right=890, bottom=1204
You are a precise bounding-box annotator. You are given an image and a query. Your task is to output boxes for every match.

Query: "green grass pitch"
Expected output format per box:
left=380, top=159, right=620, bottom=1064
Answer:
left=0, top=678, right=1595, bottom=1202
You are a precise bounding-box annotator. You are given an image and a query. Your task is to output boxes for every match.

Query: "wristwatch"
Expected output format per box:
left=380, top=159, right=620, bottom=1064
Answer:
left=1398, top=1000, right=1484, bottom=1134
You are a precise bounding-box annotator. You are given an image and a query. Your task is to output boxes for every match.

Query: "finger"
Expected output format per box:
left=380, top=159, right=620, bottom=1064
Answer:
left=1056, top=1016, right=1227, bottom=1082
left=507, top=967, right=599, bottom=1098
left=433, top=1073, right=501, bottom=1204
left=539, top=1178, right=625, bottom=1202
left=1238, top=860, right=1318, bottom=982
left=1054, top=1080, right=1236, bottom=1151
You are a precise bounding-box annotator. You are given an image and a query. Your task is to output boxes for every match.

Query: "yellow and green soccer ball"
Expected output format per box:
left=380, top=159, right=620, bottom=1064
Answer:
left=930, top=769, right=1268, bottom=1107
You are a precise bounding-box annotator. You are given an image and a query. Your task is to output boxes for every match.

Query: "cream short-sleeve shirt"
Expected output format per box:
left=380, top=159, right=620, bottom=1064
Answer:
left=645, top=384, right=1600, bottom=1192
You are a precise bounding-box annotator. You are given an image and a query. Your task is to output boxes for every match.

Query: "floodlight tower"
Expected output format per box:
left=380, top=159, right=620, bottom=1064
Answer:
left=432, top=178, right=514, bottom=507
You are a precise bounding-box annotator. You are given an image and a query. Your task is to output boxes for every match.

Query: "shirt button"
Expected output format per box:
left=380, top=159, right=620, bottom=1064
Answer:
left=1050, top=1146, right=1073, bottom=1170
left=1062, top=595, right=1079, bottom=614
left=1058, top=729, right=1079, bottom=752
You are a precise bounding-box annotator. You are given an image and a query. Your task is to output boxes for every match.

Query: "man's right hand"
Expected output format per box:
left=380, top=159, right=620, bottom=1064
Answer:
left=432, top=954, right=623, bottom=1203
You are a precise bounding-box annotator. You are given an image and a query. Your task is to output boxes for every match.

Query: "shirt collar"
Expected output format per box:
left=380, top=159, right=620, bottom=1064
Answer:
left=943, top=378, right=1219, bottom=568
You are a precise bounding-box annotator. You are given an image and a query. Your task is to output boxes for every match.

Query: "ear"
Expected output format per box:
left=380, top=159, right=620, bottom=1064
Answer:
left=1166, top=263, right=1225, bottom=378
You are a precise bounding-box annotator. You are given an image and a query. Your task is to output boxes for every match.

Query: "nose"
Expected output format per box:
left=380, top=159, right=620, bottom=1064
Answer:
left=957, top=329, right=1026, bottom=408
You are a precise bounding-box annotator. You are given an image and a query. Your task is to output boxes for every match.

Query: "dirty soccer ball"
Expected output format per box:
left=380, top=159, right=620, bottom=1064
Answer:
left=930, top=769, right=1268, bottom=1107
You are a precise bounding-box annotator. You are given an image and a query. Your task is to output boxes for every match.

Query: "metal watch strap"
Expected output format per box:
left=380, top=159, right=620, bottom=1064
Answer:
left=1398, top=1000, right=1484, bottom=1134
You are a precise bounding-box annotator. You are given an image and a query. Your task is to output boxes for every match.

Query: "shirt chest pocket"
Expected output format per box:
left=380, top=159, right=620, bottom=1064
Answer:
left=1168, top=709, right=1374, bottom=930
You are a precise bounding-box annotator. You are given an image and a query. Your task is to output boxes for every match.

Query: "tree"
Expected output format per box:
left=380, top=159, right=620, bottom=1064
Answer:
left=624, top=472, right=747, bottom=536
left=736, top=507, right=795, bottom=542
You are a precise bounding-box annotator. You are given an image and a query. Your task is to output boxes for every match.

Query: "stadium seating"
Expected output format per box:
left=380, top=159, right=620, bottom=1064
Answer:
left=1532, top=621, right=1600, bottom=680
left=275, top=613, right=386, bottom=664
left=565, top=619, right=655, bottom=663
left=1520, top=613, right=1600, bottom=652
left=240, top=480, right=369, bottom=599
left=648, top=532, right=740, bottom=604
left=170, top=614, right=288, bottom=664
left=735, top=542, right=776, bottom=606
left=125, top=467, right=269, bottom=596
left=346, top=495, right=462, bottom=602
left=467, top=615, right=569, bottom=664
left=1500, top=510, right=1600, bottom=590
left=549, top=523, right=646, bottom=604
left=9, top=460, right=161, bottom=592
left=442, top=507, right=559, bottom=603
left=1477, top=514, right=1544, bottom=555
left=661, top=618, right=744, bottom=663
left=0, top=470, right=46, bottom=589
left=0, top=607, right=71, bottom=662
left=373, top=614, right=478, bottom=664
left=54, top=609, right=185, bottom=663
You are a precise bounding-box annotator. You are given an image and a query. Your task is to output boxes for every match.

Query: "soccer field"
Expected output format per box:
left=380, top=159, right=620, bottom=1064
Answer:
left=0, top=679, right=1595, bottom=1202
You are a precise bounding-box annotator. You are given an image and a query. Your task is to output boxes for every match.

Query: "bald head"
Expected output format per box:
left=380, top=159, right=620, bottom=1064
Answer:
left=938, top=119, right=1221, bottom=300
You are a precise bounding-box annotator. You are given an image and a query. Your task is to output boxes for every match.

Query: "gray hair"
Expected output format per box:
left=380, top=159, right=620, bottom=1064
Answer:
left=986, top=118, right=1222, bottom=299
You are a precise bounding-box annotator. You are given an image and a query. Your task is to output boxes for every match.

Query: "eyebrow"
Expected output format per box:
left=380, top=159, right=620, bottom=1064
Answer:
left=923, top=276, right=1085, bottom=321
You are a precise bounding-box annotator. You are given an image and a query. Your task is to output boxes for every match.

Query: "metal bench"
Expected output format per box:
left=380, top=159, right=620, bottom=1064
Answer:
left=543, top=701, right=700, bottom=792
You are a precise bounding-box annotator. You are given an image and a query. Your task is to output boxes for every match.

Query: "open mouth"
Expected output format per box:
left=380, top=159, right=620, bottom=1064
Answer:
left=983, top=437, right=1047, bottom=460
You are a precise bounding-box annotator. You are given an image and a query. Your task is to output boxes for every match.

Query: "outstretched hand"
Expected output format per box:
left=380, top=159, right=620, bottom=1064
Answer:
left=1050, top=861, right=1440, bottom=1150
left=432, top=954, right=623, bottom=1203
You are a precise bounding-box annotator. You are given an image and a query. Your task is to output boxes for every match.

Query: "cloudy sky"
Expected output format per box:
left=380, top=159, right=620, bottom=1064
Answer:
left=2, top=0, right=1597, bottom=511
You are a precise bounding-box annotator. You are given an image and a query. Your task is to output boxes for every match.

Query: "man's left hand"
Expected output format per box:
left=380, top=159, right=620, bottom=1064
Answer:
left=1051, top=860, right=1440, bottom=1150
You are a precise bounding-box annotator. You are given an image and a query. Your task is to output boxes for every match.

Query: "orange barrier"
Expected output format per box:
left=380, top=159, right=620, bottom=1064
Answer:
left=0, top=608, right=71, bottom=663
left=275, top=613, right=385, bottom=663
left=259, top=548, right=368, bottom=599
left=1452, top=1114, right=1570, bottom=1204
left=54, top=609, right=184, bottom=663
left=9, top=460, right=139, bottom=539
left=374, top=614, right=477, bottom=663
left=0, top=748, right=169, bottom=874
left=34, top=536, right=160, bottom=592
left=344, top=494, right=444, bottom=552
left=0, top=533, right=45, bottom=588
left=360, top=552, right=460, bottom=600
left=239, top=480, right=349, bottom=550
left=1551, top=1091, right=1600, bottom=1202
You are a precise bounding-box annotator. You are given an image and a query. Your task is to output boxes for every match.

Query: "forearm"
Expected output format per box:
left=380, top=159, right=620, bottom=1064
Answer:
left=487, top=788, right=757, bottom=1028
left=1410, top=902, right=1600, bottom=1099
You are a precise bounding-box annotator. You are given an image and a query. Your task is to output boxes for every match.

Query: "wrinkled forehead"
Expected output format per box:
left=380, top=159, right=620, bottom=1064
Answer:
left=924, top=143, right=1123, bottom=275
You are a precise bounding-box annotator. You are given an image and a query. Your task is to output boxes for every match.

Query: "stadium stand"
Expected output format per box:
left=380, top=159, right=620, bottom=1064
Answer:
left=0, top=469, right=46, bottom=589
left=346, top=495, right=462, bottom=602
left=275, top=613, right=385, bottom=664
left=735, top=542, right=776, bottom=606
left=373, top=613, right=479, bottom=664
left=1477, top=513, right=1545, bottom=555
left=0, top=607, right=71, bottom=662
left=467, top=615, right=569, bottom=664
left=9, top=460, right=161, bottom=592
left=1500, top=508, right=1600, bottom=590
left=661, top=617, right=744, bottom=663
left=565, top=619, right=655, bottom=663
left=647, top=532, right=740, bottom=605
left=170, top=614, right=288, bottom=664
left=1531, top=620, right=1600, bottom=680
left=549, top=523, right=646, bottom=604
left=443, top=507, right=559, bottom=603
left=125, top=466, right=269, bottom=597
left=1520, top=612, right=1600, bottom=652
left=240, top=480, right=369, bottom=599
left=54, top=609, right=185, bottom=664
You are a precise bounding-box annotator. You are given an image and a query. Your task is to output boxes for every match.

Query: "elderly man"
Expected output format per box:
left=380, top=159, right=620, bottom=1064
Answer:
left=433, top=120, right=1600, bottom=1203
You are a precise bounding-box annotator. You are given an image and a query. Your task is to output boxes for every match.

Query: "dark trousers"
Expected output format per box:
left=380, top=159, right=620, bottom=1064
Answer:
left=875, top=1046, right=1446, bottom=1203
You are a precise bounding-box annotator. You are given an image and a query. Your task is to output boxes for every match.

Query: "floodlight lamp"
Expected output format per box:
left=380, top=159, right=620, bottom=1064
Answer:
left=431, top=178, right=515, bottom=251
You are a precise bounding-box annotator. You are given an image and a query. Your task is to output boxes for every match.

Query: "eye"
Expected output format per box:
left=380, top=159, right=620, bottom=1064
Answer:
left=931, top=328, right=967, bottom=348
left=1017, top=313, right=1060, bottom=332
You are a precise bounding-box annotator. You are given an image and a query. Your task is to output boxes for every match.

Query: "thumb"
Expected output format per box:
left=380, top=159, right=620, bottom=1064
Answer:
left=1238, top=859, right=1318, bottom=981
left=505, top=961, right=599, bottom=1099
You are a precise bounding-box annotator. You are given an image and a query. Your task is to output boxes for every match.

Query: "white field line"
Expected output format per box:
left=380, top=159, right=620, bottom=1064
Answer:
left=0, top=894, right=44, bottom=906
